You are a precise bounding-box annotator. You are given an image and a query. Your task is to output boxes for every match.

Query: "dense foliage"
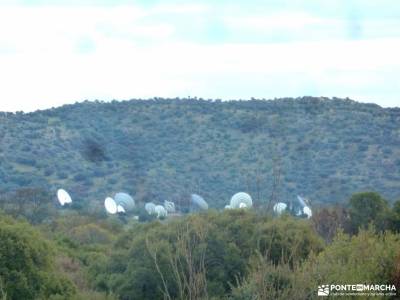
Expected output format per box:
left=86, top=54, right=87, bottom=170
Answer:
left=0, top=214, right=75, bottom=300
left=231, top=228, right=400, bottom=300
left=1, top=97, right=399, bottom=212
left=0, top=191, right=400, bottom=299
left=88, top=211, right=323, bottom=299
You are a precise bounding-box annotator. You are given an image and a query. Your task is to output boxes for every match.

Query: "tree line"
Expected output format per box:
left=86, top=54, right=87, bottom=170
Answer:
left=0, top=190, right=400, bottom=299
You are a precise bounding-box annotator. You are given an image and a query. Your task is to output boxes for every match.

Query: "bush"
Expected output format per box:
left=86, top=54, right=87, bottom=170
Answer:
left=348, top=192, right=390, bottom=233
left=0, top=215, right=76, bottom=299
left=231, top=227, right=400, bottom=299
left=307, top=227, right=400, bottom=286
left=90, top=211, right=324, bottom=299
left=255, top=216, right=324, bottom=264
left=69, top=224, right=113, bottom=245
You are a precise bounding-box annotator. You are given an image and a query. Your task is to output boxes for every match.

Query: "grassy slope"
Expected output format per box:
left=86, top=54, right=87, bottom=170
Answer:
left=0, top=97, right=399, bottom=209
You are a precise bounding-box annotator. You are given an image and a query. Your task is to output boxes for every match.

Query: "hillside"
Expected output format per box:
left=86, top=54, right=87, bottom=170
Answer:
left=0, top=97, right=399, bottom=210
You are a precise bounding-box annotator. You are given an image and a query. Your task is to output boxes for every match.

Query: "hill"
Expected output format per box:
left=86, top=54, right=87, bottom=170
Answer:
left=0, top=97, right=399, bottom=210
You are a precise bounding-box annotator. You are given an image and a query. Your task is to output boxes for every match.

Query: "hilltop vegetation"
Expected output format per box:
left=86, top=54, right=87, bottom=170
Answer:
left=1, top=97, right=399, bottom=211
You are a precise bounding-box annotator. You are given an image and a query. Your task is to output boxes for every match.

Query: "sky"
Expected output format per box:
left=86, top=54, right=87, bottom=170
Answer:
left=0, top=0, right=399, bottom=112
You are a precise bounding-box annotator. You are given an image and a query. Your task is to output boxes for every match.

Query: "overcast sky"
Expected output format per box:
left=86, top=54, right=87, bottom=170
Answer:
left=0, top=0, right=399, bottom=112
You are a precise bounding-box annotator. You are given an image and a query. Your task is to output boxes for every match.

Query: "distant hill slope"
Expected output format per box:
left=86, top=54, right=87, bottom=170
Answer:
left=0, top=97, right=399, bottom=209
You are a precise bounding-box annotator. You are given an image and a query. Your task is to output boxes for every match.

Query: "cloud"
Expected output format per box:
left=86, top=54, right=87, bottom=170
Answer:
left=0, top=3, right=399, bottom=111
left=224, top=12, right=323, bottom=31
left=222, top=11, right=400, bottom=42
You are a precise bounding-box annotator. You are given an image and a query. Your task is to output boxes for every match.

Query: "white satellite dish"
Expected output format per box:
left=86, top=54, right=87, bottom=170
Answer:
left=303, top=206, right=312, bottom=219
left=164, top=200, right=175, bottom=213
left=155, top=205, right=168, bottom=218
left=114, top=192, right=135, bottom=212
left=239, top=202, right=248, bottom=209
left=117, top=205, right=126, bottom=213
left=230, top=192, right=253, bottom=209
left=191, top=194, right=208, bottom=211
left=296, top=195, right=307, bottom=207
left=145, top=202, right=156, bottom=215
left=57, top=189, right=72, bottom=206
left=273, top=202, right=287, bottom=215
left=104, top=197, right=117, bottom=214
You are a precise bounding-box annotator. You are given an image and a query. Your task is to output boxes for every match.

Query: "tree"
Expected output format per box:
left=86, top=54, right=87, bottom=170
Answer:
left=307, top=228, right=400, bottom=287
left=255, top=216, right=324, bottom=265
left=146, top=217, right=209, bottom=300
left=91, top=211, right=325, bottom=299
left=231, top=227, right=400, bottom=300
left=347, top=192, right=390, bottom=233
left=312, top=206, right=350, bottom=242
left=0, top=214, right=75, bottom=299
left=386, top=200, right=400, bottom=233
left=1, top=188, right=57, bottom=224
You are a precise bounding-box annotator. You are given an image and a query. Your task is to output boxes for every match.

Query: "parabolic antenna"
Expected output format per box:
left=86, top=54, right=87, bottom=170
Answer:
left=155, top=205, right=167, bottom=218
left=117, top=205, right=126, bottom=213
left=273, top=202, right=287, bottom=215
left=303, top=206, right=312, bottom=219
left=296, top=195, right=307, bottom=208
left=104, top=197, right=117, bottom=214
left=57, top=189, right=72, bottom=206
left=145, top=202, right=156, bottom=215
left=191, top=194, right=208, bottom=211
left=114, top=192, right=135, bottom=212
left=295, top=195, right=312, bottom=217
left=164, top=200, right=175, bottom=213
left=230, top=192, right=252, bottom=209
left=239, top=202, right=248, bottom=209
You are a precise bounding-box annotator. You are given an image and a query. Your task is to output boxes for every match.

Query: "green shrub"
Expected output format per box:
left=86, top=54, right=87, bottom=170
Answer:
left=348, top=192, right=390, bottom=233
left=231, top=227, right=400, bottom=299
left=0, top=215, right=76, bottom=300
